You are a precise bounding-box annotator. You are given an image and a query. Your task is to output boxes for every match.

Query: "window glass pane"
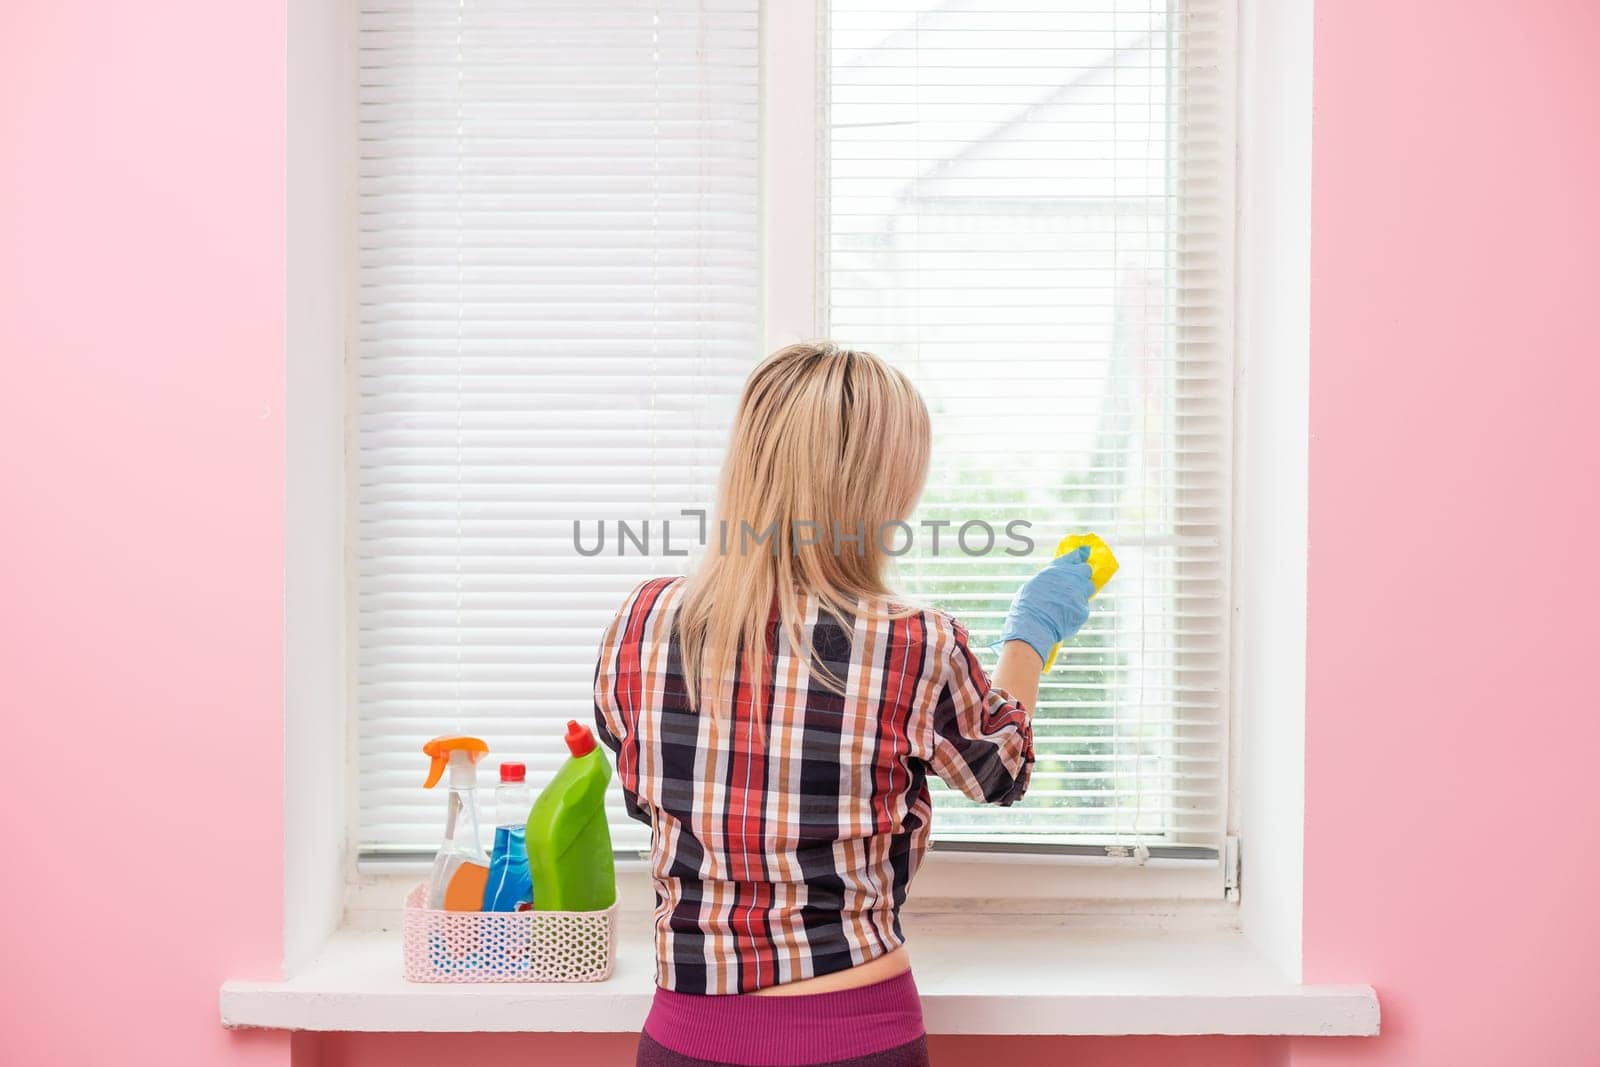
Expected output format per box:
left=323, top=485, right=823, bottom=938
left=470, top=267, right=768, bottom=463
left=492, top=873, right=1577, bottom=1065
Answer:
left=825, top=0, right=1229, bottom=851
left=355, top=0, right=761, bottom=855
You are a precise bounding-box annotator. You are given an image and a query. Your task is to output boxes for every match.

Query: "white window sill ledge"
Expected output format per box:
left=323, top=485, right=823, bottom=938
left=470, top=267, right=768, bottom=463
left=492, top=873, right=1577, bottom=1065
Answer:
left=220, top=915, right=1378, bottom=1037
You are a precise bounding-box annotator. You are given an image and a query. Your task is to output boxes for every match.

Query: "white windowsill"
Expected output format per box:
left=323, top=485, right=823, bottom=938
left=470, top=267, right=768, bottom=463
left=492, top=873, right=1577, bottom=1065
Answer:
left=220, top=913, right=1377, bottom=1036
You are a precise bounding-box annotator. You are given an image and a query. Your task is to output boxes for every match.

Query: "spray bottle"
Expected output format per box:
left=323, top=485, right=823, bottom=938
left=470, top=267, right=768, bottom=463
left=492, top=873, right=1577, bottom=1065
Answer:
left=422, top=734, right=490, bottom=911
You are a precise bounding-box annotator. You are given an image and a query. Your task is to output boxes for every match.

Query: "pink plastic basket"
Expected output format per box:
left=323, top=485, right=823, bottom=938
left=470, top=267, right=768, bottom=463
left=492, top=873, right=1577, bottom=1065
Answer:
left=401, top=884, right=618, bottom=983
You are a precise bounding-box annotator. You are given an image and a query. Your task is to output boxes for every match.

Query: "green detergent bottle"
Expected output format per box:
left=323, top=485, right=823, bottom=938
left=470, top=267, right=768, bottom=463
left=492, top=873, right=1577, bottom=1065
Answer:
left=525, top=720, right=616, bottom=911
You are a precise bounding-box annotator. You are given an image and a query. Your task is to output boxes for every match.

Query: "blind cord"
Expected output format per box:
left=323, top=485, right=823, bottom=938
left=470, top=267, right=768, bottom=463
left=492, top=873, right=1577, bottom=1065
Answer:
left=452, top=0, right=465, bottom=733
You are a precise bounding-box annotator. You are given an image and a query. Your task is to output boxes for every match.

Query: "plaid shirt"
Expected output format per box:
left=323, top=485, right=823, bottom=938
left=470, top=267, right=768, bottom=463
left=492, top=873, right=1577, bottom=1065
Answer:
left=593, top=576, right=1033, bottom=994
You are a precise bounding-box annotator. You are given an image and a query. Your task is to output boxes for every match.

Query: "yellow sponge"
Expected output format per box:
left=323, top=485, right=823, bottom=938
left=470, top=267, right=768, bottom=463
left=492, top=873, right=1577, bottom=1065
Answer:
left=1041, top=533, right=1119, bottom=673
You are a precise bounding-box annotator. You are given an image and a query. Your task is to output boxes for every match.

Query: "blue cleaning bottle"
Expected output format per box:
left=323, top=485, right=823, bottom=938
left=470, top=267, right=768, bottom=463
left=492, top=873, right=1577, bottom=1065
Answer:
left=481, top=760, right=534, bottom=911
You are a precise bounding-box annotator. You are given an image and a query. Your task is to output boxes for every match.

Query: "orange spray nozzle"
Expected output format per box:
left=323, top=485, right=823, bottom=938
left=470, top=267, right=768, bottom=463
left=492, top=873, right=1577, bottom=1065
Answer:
left=422, top=735, right=489, bottom=788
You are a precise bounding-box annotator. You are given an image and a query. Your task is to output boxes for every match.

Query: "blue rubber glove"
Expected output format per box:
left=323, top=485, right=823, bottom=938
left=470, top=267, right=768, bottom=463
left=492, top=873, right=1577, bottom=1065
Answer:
left=996, top=546, right=1096, bottom=662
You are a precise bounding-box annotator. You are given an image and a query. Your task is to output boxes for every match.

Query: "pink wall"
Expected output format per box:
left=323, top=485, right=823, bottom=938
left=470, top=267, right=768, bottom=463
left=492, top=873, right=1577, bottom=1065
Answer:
left=0, top=2, right=288, bottom=1066
left=5, top=1, right=1598, bottom=1065
left=1295, top=0, right=1600, bottom=1064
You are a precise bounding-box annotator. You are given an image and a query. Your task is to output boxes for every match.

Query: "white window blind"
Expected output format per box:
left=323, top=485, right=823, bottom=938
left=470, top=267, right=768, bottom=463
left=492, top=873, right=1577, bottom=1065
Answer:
left=355, top=0, right=760, bottom=856
left=825, top=0, right=1232, bottom=856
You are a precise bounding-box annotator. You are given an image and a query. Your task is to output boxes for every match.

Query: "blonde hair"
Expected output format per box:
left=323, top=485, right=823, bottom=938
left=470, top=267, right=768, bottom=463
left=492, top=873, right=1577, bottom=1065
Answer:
left=678, top=342, right=931, bottom=721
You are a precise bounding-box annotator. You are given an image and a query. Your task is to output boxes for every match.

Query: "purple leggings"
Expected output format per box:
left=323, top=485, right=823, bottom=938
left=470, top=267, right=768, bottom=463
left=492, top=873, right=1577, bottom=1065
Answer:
left=637, top=970, right=929, bottom=1067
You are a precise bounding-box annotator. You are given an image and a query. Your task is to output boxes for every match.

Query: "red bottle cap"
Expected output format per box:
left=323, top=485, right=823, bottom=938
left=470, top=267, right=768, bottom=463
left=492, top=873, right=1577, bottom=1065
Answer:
left=564, top=720, right=597, bottom=758
left=498, top=761, right=526, bottom=783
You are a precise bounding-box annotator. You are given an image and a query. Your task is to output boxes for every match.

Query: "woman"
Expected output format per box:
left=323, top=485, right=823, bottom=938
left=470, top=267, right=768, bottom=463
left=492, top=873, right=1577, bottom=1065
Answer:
left=594, top=342, right=1095, bottom=1067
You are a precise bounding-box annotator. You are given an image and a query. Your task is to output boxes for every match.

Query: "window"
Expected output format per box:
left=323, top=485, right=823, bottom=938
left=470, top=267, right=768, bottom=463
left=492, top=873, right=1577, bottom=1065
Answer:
left=823, top=0, right=1230, bottom=858
left=354, top=0, right=761, bottom=855
left=353, top=0, right=1232, bottom=867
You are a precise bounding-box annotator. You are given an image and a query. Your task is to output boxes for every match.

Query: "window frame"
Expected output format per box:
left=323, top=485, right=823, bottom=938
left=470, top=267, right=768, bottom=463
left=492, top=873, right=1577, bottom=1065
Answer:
left=767, top=0, right=1240, bottom=887
left=282, top=0, right=1320, bottom=966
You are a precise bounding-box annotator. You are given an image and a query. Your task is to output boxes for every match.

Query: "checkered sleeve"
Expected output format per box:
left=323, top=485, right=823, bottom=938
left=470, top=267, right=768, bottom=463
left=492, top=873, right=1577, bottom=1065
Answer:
left=593, top=600, right=628, bottom=754
left=926, top=617, right=1035, bottom=806
left=593, top=579, right=657, bottom=825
